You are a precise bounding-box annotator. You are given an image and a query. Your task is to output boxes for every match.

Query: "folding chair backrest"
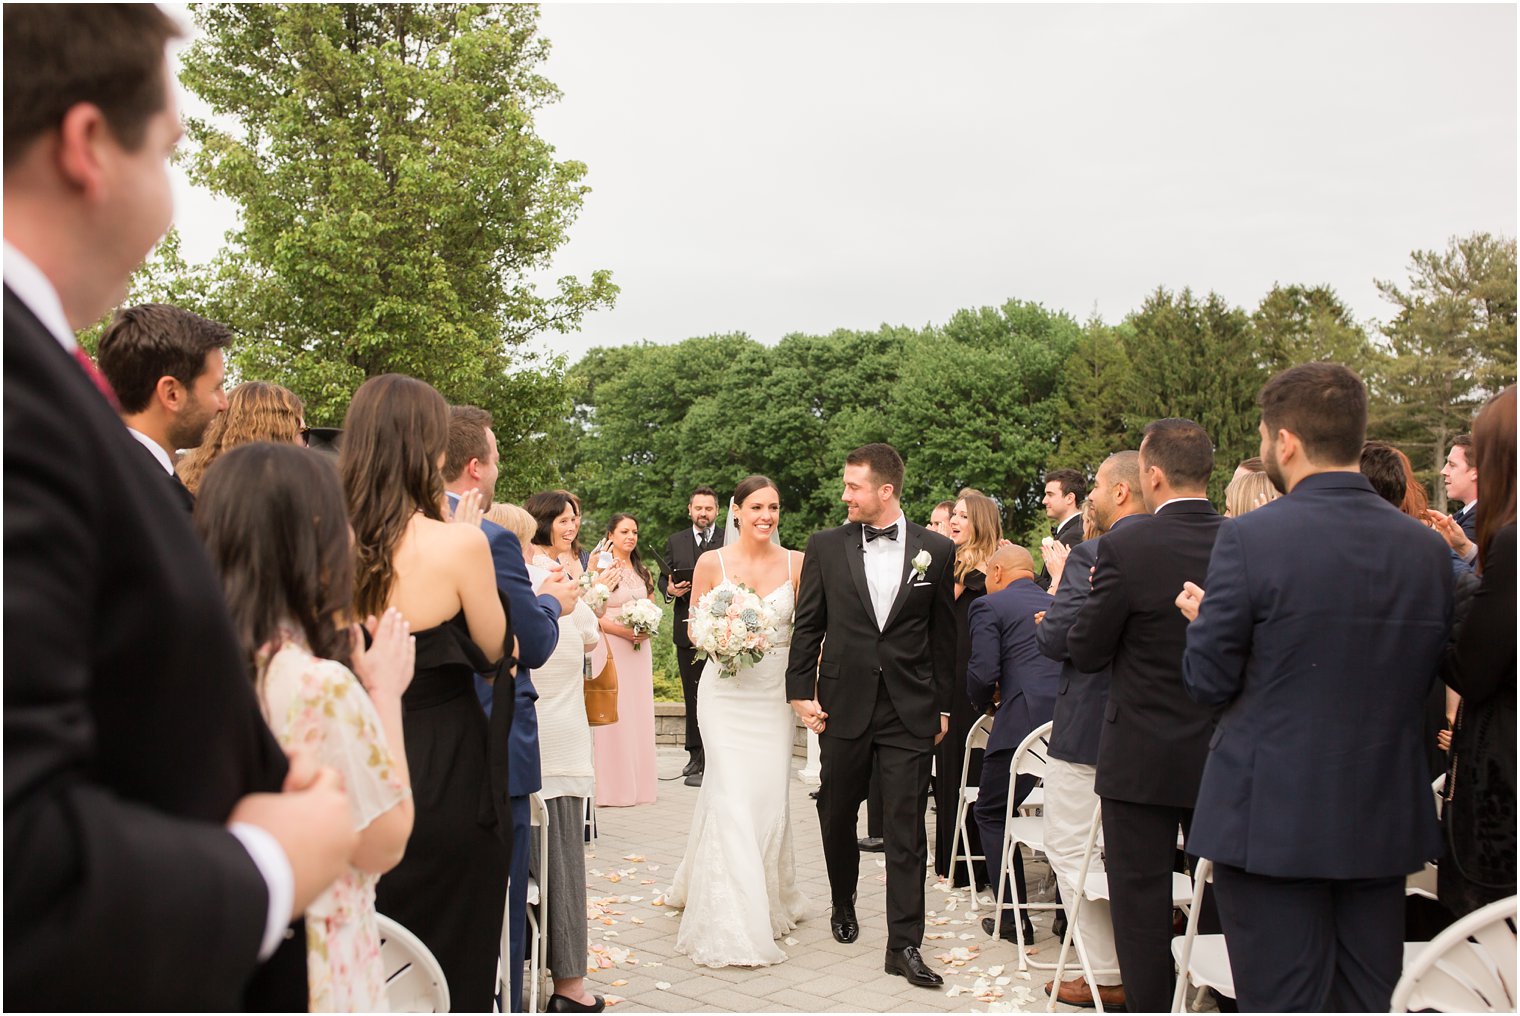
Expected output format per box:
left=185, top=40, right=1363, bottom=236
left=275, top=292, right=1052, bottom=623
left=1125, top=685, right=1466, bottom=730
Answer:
left=1011, top=720, right=1054, bottom=779
left=960, top=713, right=994, bottom=786
left=378, top=913, right=450, bottom=1013
left=1391, top=895, right=1517, bottom=1012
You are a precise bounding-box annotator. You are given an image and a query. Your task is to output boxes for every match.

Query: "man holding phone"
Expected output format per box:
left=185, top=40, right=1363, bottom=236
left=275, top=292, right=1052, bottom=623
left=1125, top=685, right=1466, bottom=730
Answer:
left=662, top=486, right=723, bottom=786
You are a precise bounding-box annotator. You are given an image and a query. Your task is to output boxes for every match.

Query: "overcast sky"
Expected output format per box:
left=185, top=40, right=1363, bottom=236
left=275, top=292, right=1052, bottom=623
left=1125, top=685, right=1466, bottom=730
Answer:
left=168, top=4, right=1517, bottom=365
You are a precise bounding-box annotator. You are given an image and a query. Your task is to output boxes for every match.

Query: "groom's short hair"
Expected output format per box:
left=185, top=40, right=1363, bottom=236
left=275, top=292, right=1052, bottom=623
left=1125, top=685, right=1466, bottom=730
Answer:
left=847, top=443, right=905, bottom=498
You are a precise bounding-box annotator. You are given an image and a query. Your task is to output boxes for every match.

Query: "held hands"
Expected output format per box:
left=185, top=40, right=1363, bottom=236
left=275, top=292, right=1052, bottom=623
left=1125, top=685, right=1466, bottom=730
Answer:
left=791, top=698, right=828, bottom=735
left=1423, top=510, right=1475, bottom=558
left=448, top=489, right=485, bottom=527
left=351, top=608, right=416, bottom=702
left=1175, top=581, right=1206, bottom=623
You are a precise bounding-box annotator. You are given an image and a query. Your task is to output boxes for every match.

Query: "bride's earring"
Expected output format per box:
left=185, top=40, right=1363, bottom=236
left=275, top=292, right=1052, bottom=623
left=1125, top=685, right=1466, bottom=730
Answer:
left=733, top=518, right=740, bottom=530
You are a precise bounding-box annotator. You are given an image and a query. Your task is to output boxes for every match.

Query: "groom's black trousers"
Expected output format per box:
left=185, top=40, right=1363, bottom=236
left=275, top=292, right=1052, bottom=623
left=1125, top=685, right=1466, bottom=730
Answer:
left=817, top=681, right=935, bottom=950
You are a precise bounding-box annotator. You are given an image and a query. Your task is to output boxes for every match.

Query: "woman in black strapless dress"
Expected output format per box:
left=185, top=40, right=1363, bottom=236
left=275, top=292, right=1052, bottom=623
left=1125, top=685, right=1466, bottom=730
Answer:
left=341, top=375, right=511, bottom=1011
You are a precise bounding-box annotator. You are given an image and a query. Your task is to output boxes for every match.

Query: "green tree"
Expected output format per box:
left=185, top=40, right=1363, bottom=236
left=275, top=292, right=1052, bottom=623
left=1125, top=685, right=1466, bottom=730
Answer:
left=78, top=229, right=199, bottom=354
left=1123, top=288, right=1263, bottom=500
left=1053, top=317, right=1136, bottom=476
left=1252, top=283, right=1384, bottom=376
left=178, top=3, right=615, bottom=493
left=1375, top=233, right=1518, bottom=487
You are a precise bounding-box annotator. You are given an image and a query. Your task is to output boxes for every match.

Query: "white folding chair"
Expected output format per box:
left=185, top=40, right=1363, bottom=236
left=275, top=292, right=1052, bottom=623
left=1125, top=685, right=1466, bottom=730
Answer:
left=946, top=713, right=994, bottom=911
left=1047, top=800, right=1190, bottom=1012
left=1170, top=858, right=1231, bottom=1011
left=990, top=720, right=1063, bottom=968
left=524, top=792, right=553, bottom=1013
left=378, top=914, right=450, bottom=1013
left=1391, top=895, right=1517, bottom=1013
left=1407, top=775, right=1448, bottom=903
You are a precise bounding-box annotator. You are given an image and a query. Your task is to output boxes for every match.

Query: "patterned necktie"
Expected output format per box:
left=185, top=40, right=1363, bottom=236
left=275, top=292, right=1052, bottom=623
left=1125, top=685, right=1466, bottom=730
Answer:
left=72, top=345, right=120, bottom=411
left=864, top=522, right=899, bottom=543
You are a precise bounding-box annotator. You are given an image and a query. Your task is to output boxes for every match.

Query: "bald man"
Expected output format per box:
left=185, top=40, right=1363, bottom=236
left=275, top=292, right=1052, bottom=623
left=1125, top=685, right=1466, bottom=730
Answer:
left=966, top=543, right=1062, bottom=944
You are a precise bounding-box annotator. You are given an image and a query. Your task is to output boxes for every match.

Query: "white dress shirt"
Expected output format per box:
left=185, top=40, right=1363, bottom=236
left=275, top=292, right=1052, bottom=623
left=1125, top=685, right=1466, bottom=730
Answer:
left=127, top=427, right=175, bottom=474
left=4, top=241, right=292, bottom=961
left=1156, top=496, right=1212, bottom=512
left=861, top=511, right=907, bottom=629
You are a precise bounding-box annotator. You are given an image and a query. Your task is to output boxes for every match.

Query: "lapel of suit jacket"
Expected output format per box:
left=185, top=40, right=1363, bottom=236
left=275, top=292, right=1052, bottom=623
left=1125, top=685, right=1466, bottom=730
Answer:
left=843, top=523, right=878, bottom=629
left=881, top=523, right=923, bottom=632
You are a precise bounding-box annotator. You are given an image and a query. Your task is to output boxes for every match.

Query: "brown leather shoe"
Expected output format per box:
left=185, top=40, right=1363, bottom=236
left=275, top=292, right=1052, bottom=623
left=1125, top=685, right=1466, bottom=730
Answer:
left=1044, top=977, right=1126, bottom=1010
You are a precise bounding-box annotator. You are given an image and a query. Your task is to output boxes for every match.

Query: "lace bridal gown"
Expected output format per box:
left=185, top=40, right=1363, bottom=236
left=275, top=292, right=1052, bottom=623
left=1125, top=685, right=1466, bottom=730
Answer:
left=666, top=552, right=809, bottom=967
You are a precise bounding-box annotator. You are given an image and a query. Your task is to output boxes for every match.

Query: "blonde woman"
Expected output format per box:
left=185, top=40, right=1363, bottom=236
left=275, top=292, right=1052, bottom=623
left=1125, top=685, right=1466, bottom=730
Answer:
left=176, top=381, right=306, bottom=494
left=1223, top=470, right=1280, bottom=518
left=932, top=492, right=1003, bottom=890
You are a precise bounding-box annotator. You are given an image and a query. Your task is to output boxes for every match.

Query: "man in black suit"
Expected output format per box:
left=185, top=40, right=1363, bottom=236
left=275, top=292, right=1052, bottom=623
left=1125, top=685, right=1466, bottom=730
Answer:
left=661, top=485, right=723, bottom=786
left=1428, top=434, right=1482, bottom=576
left=97, top=302, right=231, bottom=509
left=1034, top=450, right=1146, bottom=1010
left=1037, top=467, right=1087, bottom=589
left=1179, top=363, right=1452, bottom=1011
left=966, top=545, right=1060, bottom=946
left=1067, top=418, right=1224, bottom=1013
left=4, top=7, right=354, bottom=1008
left=787, top=443, right=956, bottom=988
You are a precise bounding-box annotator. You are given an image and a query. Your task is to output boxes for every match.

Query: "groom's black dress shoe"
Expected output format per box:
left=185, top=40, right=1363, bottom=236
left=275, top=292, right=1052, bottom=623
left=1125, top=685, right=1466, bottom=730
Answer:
left=830, top=902, right=859, bottom=944
left=546, top=994, right=606, bottom=1013
left=884, top=946, right=944, bottom=988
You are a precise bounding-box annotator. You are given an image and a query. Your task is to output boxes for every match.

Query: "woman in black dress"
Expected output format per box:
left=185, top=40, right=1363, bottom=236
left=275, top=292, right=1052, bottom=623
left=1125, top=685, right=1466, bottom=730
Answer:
left=932, top=492, right=1003, bottom=894
left=342, top=375, right=510, bottom=1011
left=1439, top=385, right=1516, bottom=918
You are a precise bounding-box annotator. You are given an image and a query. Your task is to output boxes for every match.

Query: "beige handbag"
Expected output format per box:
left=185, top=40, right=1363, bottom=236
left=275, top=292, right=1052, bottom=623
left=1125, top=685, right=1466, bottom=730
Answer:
left=584, top=637, right=619, bottom=726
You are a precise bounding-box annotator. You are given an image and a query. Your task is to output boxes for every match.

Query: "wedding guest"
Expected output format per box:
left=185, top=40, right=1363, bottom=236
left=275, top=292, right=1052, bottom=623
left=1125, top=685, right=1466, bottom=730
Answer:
left=520, top=499, right=607, bottom=1013
left=1222, top=468, right=1279, bottom=518
left=4, top=7, right=352, bottom=1007
left=967, top=545, right=1060, bottom=946
left=96, top=302, right=231, bottom=510
left=661, top=486, right=723, bottom=787
left=1360, top=440, right=1429, bottom=519
left=1427, top=435, right=1482, bottom=575
left=929, top=500, right=955, bottom=537
left=1037, top=469, right=1086, bottom=589
left=197, top=444, right=416, bottom=1012
left=444, top=406, right=575, bottom=1014
left=528, top=489, right=589, bottom=580
left=1181, top=364, right=1451, bottom=1012
left=1068, top=418, right=1223, bottom=1014
left=1439, top=386, right=1516, bottom=918
left=592, top=513, right=660, bottom=807
left=1036, top=452, right=1144, bottom=1010
left=177, top=381, right=306, bottom=495
left=342, top=374, right=510, bottom=1012
left=932, top=492, right=1002, bottom=889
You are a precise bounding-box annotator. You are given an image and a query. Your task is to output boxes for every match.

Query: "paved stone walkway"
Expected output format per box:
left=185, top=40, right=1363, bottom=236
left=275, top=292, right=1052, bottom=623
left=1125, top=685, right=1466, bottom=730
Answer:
left=574, top=747, right=1091, bottom=1014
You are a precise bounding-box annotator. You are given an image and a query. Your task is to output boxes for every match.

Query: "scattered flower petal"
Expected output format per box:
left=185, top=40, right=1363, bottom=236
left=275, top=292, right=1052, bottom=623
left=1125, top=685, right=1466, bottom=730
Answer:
left=655, top=981, right=671, bottom=991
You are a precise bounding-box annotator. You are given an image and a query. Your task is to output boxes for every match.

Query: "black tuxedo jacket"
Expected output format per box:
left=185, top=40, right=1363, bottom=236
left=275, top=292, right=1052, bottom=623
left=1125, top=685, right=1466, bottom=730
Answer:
left=1068, top=499, right=1224, bottom=808
left=131, top=436, right=195, bottom=513
left=1037, top=512, right=1085, bottom=590
left=3, top=287, right=304, bottom=1009
left=785, top=521, right=956, bottom=740
left=662, top=525, right=723, bottom=649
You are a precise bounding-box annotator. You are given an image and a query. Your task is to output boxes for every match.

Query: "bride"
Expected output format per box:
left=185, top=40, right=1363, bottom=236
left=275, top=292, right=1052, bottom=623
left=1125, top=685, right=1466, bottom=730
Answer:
left=666, top=475, right=810, bottom=966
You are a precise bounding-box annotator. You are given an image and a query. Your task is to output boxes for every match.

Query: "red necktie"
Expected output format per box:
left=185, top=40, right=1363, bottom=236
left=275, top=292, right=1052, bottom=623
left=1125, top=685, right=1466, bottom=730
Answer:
left=72, top=345, right=120, bottom=411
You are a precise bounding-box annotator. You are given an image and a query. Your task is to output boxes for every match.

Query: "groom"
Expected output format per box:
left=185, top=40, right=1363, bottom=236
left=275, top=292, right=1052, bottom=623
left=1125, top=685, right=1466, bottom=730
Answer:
left=787, top=443, right=957, bottom=988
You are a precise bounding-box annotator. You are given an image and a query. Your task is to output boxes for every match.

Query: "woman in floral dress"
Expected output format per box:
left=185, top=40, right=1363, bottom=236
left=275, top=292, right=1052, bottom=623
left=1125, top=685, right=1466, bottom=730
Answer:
left=196, top=443, right=416, bottom=1011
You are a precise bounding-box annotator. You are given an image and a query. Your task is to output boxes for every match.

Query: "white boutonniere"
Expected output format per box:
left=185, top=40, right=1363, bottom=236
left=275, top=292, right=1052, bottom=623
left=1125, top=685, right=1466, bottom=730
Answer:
left=912, top=549, right=932, bottom=578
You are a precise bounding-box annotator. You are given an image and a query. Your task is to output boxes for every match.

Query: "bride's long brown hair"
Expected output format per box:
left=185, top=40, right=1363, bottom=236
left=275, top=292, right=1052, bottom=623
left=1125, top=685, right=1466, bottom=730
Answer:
left=340, top=374, right=450, bottom=618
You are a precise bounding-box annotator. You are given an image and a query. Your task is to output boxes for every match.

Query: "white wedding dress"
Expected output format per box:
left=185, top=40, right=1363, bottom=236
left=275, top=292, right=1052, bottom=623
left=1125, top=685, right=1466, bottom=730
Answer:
left=666, top=552, right=810, bottom=967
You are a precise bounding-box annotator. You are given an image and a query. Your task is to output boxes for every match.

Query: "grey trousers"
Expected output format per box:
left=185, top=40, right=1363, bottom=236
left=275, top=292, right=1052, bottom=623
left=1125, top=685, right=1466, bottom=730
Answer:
left=529, top=796, right=589, bottom=980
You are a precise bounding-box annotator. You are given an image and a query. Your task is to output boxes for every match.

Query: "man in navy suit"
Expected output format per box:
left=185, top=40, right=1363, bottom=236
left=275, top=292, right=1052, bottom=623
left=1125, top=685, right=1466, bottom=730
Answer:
left=1179, top=363, right=1451, bottom=1012
left=444, top=406, right=577, bottom=1012
left=966, top=545, right=1061, bottom=946
left=1427, top=434, right=1482, bottom=577
left=1067, top=418, right=1224, bottom=1014
left=1034, top=450, right=1146, bottom=1010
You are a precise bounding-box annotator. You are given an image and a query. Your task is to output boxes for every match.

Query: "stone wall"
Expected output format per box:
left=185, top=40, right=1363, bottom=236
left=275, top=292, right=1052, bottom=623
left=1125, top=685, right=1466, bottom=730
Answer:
left=654, top=701, right=809, bottom=759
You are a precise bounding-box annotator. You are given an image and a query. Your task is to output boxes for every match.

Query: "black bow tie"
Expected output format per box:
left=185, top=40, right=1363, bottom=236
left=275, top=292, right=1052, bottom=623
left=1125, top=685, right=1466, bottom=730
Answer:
left=864, top=523, right=899, bottom=543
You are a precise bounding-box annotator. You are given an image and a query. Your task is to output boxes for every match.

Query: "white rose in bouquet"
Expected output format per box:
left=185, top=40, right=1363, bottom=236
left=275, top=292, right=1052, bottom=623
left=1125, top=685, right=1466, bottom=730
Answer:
left=616, top=597, right=662, bottom=650
left=688, top=581, right=779, bottom=677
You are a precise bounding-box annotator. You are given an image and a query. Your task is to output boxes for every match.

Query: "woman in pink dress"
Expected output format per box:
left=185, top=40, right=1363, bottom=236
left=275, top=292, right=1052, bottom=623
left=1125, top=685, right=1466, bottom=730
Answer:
left=592, top=513, right=660, bottom=807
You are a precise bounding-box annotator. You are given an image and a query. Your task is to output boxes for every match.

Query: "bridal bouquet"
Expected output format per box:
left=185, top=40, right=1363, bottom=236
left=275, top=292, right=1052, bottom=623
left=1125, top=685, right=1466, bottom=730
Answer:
left=616, top=597, right=662, bottom=649
left=689, top=581, right=778, bottom=678
left=577, top=570, right=611, bottom=613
